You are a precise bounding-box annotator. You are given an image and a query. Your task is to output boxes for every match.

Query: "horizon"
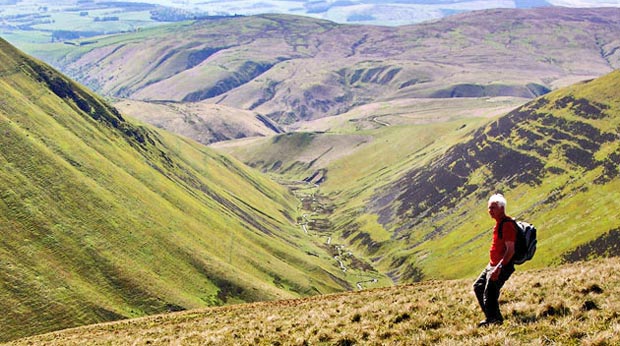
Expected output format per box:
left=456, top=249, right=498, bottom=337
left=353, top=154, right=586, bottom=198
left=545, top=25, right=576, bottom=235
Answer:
left=1, top=0, right=620, bottom=29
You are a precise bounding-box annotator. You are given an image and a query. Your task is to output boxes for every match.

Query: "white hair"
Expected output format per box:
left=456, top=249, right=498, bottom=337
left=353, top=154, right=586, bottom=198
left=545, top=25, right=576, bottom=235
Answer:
left=488, top=193, right=507, bottom=208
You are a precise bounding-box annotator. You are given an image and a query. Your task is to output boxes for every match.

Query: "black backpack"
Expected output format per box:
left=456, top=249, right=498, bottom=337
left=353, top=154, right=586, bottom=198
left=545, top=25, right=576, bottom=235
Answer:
left=499, top=218, right=537, bottom=265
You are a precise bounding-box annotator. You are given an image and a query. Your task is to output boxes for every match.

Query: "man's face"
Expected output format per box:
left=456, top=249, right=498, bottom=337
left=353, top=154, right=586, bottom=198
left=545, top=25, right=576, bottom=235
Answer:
left=488, top=202, right=503, bottom=220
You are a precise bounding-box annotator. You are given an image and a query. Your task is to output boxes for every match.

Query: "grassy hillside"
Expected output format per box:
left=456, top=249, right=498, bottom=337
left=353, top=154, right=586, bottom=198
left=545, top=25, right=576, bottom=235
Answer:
left=220, top=68, right=620, bottom=286
left=0, top=38, right=349, bottom=341
left=5, top=257, right=619, bottom=345
left=29, top=8, right=620, bottom=126
left=362, top=69, right=620, bottom=281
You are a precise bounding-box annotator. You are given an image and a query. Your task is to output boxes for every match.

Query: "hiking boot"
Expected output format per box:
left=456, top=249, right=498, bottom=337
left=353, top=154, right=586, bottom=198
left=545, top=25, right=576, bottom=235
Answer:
left=477, top=319, right=503, bottom=327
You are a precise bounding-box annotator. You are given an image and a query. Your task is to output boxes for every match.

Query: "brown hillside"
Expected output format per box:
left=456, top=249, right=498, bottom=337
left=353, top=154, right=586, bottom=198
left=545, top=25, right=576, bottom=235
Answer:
left=114, top=100, right=283, bottom=145
left=6, top=257, right=620, bottom=345
left=55, top=7, right=620, bottom=125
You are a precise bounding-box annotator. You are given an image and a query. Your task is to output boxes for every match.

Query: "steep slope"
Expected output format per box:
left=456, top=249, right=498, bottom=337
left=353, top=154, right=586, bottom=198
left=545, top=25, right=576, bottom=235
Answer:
left=6, top=257, right=620, bottom=345
left=0, top=38, right=346, bottom=342
left=364, top=69, right=620, bottom=281
left=37, top=8, right=620, bottom=125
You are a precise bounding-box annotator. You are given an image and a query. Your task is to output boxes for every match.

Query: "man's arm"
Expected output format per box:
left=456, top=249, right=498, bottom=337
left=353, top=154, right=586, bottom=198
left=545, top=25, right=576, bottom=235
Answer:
left=490, top=241, right=514, bottom=281
left=500, top=241, right=515, bottom=265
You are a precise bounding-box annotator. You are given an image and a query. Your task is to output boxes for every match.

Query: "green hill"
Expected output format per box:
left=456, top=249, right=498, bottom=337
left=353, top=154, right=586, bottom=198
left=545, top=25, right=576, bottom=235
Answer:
left=364, top=69, right=620, bottom=280
left=221, top=69, right=620, bottom=283
left=0, top=38, right=347, bottom=341
left=5, top=257, right=619, bottom=345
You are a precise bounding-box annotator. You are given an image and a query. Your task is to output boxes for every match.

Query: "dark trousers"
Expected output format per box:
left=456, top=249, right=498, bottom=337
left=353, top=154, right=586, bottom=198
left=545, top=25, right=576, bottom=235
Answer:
left=473, top=263, right=514, bottom=322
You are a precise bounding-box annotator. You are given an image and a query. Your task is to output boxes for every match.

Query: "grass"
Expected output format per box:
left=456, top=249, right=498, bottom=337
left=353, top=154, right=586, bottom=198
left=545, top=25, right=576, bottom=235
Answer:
left=0, top=37, right=352, bottom=341
left=215, top=116, right=494, bottom=288
left=359, top=70, right=620, bottom=280
left=218, top=96, right=507, bottom=185
left=113, top=99, right=282, bottom=145
left=5, top=257, right=619, bottom=345
left=216, top=68, right=620, bottom=288
left=2, top=9, right=620, bottom=344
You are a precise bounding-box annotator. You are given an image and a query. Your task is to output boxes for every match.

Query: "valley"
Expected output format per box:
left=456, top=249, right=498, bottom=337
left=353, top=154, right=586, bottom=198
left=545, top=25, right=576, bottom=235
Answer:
left=287, top=180, right=387, bottom=289
left=1, top=5, right=620, bottom=343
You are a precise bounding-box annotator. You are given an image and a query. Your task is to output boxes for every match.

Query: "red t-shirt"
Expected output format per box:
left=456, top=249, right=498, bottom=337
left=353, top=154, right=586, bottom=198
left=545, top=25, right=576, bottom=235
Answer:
left=489, top=217, right=517, bottom=266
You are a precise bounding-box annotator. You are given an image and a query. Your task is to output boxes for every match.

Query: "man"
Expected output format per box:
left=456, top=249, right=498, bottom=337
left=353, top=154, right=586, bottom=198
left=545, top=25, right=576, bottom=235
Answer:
left=473, top=193, right=516, bottom=327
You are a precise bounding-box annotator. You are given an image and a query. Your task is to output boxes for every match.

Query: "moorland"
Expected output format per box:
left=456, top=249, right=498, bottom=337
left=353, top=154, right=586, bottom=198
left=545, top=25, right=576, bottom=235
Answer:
left=1, top=3, right=619, bottom=344
left=5, top=257, right=620, bottom=345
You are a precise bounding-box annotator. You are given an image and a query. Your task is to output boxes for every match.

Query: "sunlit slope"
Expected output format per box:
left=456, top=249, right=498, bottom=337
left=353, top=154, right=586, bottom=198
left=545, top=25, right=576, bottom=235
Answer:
left=0, top=38, right=346, bottom=341
left=217, top=71, right=620, bottom=285
left=365, top=70, right=620, bottom=281
left=213, top=102, right=507, bottom=287
left=6, top=257, right=619, bottom=345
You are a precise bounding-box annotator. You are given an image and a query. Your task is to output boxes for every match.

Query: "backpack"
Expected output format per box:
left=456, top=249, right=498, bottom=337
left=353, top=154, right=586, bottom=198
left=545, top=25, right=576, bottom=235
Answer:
left=499, top=218, right=537, bottom=265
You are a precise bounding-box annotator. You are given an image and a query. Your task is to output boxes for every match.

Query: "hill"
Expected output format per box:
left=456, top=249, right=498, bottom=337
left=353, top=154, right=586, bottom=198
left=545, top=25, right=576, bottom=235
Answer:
left=35, top=7, right=620, bottom=127
left=219, top=67, right=620, bottom=283
left=5, top=256, right=619, bottom=345
left=0, top=38, right=348, bottom=341
left=3, top=7, right=620, bottom=343
left=362, top=69, right=620, bottom=280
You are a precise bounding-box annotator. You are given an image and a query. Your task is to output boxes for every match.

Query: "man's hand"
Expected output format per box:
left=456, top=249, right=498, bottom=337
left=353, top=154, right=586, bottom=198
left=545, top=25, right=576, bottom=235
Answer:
left=490, top=264, right=502, bottom=281
left=491, top=241, right=514, bottom=281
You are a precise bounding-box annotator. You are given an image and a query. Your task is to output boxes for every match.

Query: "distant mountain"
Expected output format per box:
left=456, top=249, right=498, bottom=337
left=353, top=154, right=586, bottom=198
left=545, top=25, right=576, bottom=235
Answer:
left=46, top=7, right=620, bottom=129
left=149, top=0, right=564, bottom=26
left=0, top=38, right=346, bottom=342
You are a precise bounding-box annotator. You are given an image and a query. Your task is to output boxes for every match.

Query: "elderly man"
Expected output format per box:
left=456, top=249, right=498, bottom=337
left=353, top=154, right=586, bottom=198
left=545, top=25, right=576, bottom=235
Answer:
left=473, top=193, right=516, bottom=326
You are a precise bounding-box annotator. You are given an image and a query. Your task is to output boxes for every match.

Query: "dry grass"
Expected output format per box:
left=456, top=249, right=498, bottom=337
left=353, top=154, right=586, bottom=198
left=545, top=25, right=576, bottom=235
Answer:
left=7, top=257, right=619, bottom=345
left=114, top=100, right=280, bottom=145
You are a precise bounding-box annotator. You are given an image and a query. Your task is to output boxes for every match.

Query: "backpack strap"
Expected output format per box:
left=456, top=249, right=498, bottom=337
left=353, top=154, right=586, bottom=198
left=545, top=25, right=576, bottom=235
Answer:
left=497, top=217, right=514, bottom=239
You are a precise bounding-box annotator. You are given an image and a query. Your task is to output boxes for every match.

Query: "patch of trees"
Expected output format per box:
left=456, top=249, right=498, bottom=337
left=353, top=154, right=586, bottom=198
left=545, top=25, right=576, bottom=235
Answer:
left=97, top=2, right=156, bottom=11
left=150, top=8, right=240, bottom=22
left=94, top=16, right=119, bottom=22
left=0, top=13, right=53, bottom=30
left=347, top=14, right=375, bottom=22
left=2, top=13, right=51, bottom=22
left=52, top=30, right=102, bottom=42
left=65, top=2, right=155, bottom=13
left=63, top=40, right=99, bottom=46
